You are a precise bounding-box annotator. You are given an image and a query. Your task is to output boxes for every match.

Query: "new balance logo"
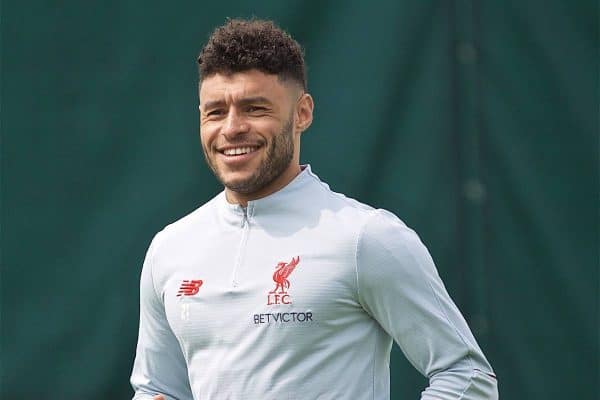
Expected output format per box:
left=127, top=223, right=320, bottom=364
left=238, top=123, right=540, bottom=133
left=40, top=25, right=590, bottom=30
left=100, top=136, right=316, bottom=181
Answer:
left=177, top=280, right=203, bottom=296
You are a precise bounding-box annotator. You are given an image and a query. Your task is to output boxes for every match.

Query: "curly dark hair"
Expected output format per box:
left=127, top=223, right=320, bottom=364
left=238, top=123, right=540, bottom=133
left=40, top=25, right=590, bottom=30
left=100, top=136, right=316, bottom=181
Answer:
left=198, top=18, right=307, bottom=90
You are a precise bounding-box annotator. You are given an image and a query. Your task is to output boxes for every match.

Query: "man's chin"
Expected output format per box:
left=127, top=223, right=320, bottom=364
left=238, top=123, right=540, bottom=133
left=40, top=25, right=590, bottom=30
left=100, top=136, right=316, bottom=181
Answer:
left=221, top=175, right=261, bottom=195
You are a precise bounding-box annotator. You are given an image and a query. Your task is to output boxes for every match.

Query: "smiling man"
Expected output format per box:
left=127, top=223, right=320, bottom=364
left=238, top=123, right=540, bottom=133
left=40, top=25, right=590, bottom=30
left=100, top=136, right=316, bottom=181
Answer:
left=130, top=19, right=498, bottom=400
left=199, top=68, right=311, bottom=206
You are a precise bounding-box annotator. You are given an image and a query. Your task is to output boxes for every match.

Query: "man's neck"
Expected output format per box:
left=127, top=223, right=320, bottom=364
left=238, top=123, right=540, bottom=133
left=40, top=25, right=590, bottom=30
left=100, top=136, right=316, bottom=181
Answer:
left=225, top=164, right=302, bottom=207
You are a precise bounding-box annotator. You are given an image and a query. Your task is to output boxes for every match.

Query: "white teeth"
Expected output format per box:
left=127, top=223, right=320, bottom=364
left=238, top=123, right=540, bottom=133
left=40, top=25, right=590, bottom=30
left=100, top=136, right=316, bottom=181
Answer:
left=223, top=146, right=256, bottom=156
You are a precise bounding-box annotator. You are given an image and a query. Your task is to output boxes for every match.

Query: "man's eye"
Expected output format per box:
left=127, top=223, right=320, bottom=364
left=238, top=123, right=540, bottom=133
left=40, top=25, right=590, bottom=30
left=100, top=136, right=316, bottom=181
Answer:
left=207, top=109, right=224, bottom=117
left=247, top=106, right=266, bottom=113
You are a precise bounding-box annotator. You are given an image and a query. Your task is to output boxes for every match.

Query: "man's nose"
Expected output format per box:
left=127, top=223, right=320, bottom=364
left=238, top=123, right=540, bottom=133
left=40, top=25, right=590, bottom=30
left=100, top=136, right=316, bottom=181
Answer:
left=221, top=109, right=250, bottom=138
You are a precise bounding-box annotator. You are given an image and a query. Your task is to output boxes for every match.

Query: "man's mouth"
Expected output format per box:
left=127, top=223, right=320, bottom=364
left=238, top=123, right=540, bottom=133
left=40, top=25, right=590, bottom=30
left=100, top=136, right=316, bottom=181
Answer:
left=219, top=146, right=260, bottom=156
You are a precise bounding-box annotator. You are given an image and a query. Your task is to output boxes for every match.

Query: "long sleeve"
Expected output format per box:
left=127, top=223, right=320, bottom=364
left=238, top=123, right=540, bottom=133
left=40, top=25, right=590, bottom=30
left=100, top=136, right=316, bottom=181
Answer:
left=130, top=234, right=194, bottom=400
left=356, top=210, right=498, bottom=399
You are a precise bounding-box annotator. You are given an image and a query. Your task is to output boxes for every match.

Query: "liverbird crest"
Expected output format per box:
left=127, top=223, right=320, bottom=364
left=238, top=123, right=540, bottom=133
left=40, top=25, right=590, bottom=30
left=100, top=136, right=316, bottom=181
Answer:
left=267, top=256, right=300, bottom=305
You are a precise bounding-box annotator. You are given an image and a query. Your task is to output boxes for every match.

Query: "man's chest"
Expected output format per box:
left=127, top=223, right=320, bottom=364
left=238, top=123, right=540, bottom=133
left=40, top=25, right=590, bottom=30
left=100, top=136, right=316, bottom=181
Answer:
left=158, top=228, right=364, bottom=349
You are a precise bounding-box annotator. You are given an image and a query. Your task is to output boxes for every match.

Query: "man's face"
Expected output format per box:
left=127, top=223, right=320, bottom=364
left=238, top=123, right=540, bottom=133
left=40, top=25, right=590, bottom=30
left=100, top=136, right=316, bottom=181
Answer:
left=199, top=70, right=302, bottom=196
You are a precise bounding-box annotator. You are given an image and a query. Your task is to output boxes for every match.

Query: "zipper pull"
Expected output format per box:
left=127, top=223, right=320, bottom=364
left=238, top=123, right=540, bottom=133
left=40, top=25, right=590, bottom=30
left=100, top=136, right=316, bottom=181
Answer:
left=241, top=206, right=248, bottom=228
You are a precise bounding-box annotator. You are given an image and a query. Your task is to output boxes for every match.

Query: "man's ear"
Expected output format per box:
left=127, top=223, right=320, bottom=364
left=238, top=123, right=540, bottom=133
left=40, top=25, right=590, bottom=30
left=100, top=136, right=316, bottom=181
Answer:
left=295, top=93, right=314, bottom=133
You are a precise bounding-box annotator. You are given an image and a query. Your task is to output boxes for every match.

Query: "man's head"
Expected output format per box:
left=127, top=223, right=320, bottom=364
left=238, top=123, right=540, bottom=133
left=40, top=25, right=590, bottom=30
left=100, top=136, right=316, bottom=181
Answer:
left=198, top=19, right=313, bottom=204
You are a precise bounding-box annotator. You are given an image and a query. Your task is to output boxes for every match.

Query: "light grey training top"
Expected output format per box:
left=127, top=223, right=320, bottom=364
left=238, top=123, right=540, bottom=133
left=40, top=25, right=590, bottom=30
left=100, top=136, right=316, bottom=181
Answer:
left=131, top=165, right=498, bottom=399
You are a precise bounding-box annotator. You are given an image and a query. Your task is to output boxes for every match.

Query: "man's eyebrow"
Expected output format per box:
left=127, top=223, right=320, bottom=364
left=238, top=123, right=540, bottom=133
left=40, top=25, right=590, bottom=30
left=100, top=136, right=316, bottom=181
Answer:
left=201, top=96, right=273, bottom=110
left=237, top=96, right=273, bottom=106
left=202, top=99, right=226, bottom=110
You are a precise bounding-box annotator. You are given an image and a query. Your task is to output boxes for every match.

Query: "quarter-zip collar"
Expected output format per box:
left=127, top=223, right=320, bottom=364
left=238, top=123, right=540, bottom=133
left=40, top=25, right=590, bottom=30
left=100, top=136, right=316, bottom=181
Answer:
left=217, top=164, right=317, bottom=227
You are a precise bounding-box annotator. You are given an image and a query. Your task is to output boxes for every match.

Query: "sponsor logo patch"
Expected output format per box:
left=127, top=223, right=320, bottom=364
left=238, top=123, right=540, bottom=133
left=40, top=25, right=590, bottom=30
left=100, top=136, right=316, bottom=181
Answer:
left=253, top=311, right=313, bottom=324
left=177, top=279, right=203, bottom=296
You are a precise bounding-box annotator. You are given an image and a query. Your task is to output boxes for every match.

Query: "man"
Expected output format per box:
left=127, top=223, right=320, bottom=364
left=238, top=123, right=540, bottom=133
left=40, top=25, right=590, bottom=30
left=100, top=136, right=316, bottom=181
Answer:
left=131, top=18, right=498, bottom=400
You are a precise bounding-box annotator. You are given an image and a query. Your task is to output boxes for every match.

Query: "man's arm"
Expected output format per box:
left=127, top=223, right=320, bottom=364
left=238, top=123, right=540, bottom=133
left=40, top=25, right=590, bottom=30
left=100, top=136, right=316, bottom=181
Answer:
left=356, top=210, right=498, bottom=399
left=131, top=234, right=194, bottom=400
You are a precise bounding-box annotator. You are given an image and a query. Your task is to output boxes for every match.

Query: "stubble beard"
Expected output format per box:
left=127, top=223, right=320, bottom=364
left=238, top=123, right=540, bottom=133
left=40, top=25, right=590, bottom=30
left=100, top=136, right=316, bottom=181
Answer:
left=203, top=116, right=295, bottom=195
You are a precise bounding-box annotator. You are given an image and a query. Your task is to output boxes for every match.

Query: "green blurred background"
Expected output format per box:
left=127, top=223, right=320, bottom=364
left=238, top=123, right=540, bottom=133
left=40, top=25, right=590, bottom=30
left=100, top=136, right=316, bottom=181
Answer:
left=1, top=1, right=597, bottom=399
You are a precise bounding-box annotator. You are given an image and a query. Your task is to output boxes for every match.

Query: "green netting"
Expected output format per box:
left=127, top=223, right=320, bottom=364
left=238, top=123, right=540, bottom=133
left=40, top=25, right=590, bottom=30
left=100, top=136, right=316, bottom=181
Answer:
left=1, top=1, right=597, bottom=399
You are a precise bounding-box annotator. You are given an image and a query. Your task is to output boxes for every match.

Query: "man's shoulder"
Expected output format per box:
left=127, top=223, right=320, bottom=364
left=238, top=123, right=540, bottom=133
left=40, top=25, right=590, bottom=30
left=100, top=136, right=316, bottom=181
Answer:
left=305, top=178, right=396, bottom=239
left=315, top=180, right=416, bottom=244
left=306, top=174, right=374, bottom=215
left=312, top=185, right=422, bottom=259
left=152, top=192, right=222, bottom=245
